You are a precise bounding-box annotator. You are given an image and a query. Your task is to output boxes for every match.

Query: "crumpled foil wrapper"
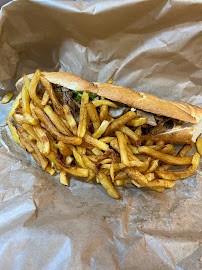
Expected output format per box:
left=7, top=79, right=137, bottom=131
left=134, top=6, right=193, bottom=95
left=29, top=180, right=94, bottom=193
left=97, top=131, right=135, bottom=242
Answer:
left=0, top=1, right=201, bottom=269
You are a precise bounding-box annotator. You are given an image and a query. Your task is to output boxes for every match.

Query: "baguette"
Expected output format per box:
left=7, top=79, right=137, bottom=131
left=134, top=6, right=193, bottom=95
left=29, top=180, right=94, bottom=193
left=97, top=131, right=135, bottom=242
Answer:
left=16, top=72, right=202, bottom=143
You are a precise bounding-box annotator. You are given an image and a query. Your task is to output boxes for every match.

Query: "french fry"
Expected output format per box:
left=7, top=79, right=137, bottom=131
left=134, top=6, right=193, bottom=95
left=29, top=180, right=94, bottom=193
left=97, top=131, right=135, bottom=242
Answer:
left=45, top=165, right=56, bottom=175
left=119, top=125, right=139, bottom=143
left=60, top=171, right=69, bottom=186
left=138, top=146, right=193, bottom=165
left=86, top=102, right=100, bottom=131
left=1, top=92, right=14, bottom=104
left=87, top=170, right=96, bottom=182
left=155, top=153, right=200, bottom=180
left=161, top=144, right=175, bottom=155
left=99, top=105, right=108, bottom=122
left=104, top=111, right=137, bottom=136
left=22, top=124, right=39, bottom=141
left=7, top=120, right=21, bottom=145
left=196, top=138, right=202, bottom=156
left=23, top=74, right=30, bottom=89
left=13, top=114, right=27, bottom=126
left=146, top=179, right=175, bottom=188
left=107, top=78, right=113, bottom=84
left=124, top=168, right=148, bottom=186
left=91, top=147, right=103, bottom=156
left=40, top=75, right=64, bottom=116
left=44, top=105, right=72, bottom=136
left=7, top=92, right=22, bottom=120
left=41, top=91, right=50, bottom=106
left=97, top=172, right=120, bottom=199
left=33, top=125, right=50, bottom=156
left=115, top=171, right=128, bottom=180
left=127, top=117, right=148, bottom=127
left=66, top=156, right=74, bottom=165
left=47, top=151, right=89, bottom=177
left=72, top=147, right=86, bottom=168
left=63, top=105, right=78, bottom=135
left=83, top=155, right=97, bottom=172
left=92, top=100, right=118, bottom=108
left=114, top=179, right=131, bottom=186
left=136, top=157, right=151, bottom=173
left=29, top=69, right=43, bottom=108
left=145, top=159, right=159, bottom=173
left=77, top=92, right=89, bottom=138
left=55, top=141, right=73, bottom=156
left=115, top=131, right=130, bottom=167
left=150, top=187, right=165, bottom=192
left=84, top=133, right=109, bottom=151
left=145, top=173, right=155, bottom=181
left=21, top=85, right=38, bottom=125
left=99, top=136, right=114, bottom=143
left=92, top=120, right=110, bottom=139
left=33, top=105, right=82, bottom=145
left=134, top=127, right=142, bottom=138
left=110, top=162, right=115, bottom=183
left=178, top=142, right=194, bottom=157
left=145, top=139, right=154, bottom=146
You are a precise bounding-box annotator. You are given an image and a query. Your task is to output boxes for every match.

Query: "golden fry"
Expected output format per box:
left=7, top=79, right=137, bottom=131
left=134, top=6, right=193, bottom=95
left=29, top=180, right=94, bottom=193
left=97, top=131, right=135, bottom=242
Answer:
left=196, top=138, right=202, bottom=156
left=22, top=85, right=38, bottom=125
left=1, top=92, right=14, bottom=104
left=115, top=131, right=130, bottom=167
left=84, top=133, right=109, bottom=151
left=124, top=168, right=148, bottom=186
left=77, top=92, right=89, bottom=138
left=99, top=136, right=114, bottom=143
left=7, top=120, right=21, bottom=145
left=99, top=105, right=108, bottom=122
left=41, top=91, right=50, bottom=106
left=92, top=120, right=110, bottom=139
left=45, top=165, right=56, bottom=175
left=97, top=172, right=120, bottom=199
left=86, top=102, right=100, bottom=131
left=104, top=111, right=137, bottom=136
left=60, top=171, right=69, bottom=186
left=63, top=105, right=78, bottom=135
left=145, top=159, right=159, bottom=173
left=22, top=124, right=39, bottom=141
left=138, top=146, right=193, bottom=165
left=82, top=155, right=98, bottom=173
left=119, top=125, right=139, bottom=143
left=7, top=92, right=22, bottom=120
left=33, top=125, right=50, bottom=156
left=55, top=141, right=73, bottom=156
left=114, top=179, right=131, bottom=186
left=29, top=69, right=43, bottom=108
left=44, top=105, right=72, bottom=136
left=146, top=179, right=175, bottom=188
left=40, top=75, right=64, bottom=116
left=155, top=153, right=200, bottom=180
left=72, top=147, right=86, bottom=168
left=33, top=105, right=82, bottom=145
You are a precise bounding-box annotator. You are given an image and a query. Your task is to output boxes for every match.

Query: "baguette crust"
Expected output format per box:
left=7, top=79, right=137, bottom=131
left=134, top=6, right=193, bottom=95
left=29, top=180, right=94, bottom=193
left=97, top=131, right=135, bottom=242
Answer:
left=16, top=72, right=202, bottom=125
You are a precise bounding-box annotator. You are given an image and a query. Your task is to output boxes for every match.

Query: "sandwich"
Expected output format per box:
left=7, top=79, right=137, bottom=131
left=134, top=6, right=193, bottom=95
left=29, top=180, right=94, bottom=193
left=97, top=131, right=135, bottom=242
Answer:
left=6, top=70, right=202, bottom=199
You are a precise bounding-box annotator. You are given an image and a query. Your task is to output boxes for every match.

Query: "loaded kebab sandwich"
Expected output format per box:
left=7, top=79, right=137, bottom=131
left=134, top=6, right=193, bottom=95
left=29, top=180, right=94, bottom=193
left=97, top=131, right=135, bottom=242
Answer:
left=5, top=70, right=202, bottom=199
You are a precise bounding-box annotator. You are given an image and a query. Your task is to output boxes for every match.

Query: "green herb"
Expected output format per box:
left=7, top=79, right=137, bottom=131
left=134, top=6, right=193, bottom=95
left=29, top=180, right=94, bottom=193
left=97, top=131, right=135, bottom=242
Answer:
left=70, top=90, right=97, bottom=103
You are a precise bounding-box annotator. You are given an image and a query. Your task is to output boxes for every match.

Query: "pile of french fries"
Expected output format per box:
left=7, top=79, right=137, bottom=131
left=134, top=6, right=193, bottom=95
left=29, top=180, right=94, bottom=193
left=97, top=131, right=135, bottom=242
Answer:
left=6, top=70, right=201, bottom=199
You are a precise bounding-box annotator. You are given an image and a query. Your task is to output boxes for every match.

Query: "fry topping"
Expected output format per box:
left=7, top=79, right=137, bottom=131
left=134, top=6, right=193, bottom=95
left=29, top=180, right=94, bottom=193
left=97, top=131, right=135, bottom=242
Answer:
left=6, top=70, right=201, bottom=199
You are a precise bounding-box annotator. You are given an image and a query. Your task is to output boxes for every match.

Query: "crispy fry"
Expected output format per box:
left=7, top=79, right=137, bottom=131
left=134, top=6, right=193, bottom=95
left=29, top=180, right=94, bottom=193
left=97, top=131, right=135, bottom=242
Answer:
left=99, top=136, right=114, bottom=143
left=104, top=111, right=137, bottom=136
left=119, top=125, right=139, bottom=143
left=82, top=155, right=98, bottom=173
left=84, top=133, right=109, bottom=151
left=47, top=151, right=89, bottom=177
left=92, top=120, right=110, bottom=139
left=33, top=125, right=50, bottom=156
left=7, top=92, right=22, bottom=120
left=145, top=139, right=154, bottom=146
left=161, top=144, right=175, bottom=155
left=72, top=147, right=86, bottom=168
left=196, top=138, right=202, bottom=156
left=115, top=131, right=130, bottom=167
left=63, top=105, right=78, bottom=135
left=178, top=142, right=194, bottom=157
left=60, top=171, right=69, bottom=186
left=138, top=146, right=193, bottom=165
left=87, top=170, right=96, bottom=182
left=127, top=117, right=148, bottom=127
left=107, top=78, right=113, bottom=84
left=33, top=105, right=82, bottom=145
left=124, top=168, right=148, bottom=186
left=110, top=162, right=115, bottom=183
left=22, top=85, right=38, bottom=125
left=12, top=114, right=27, bottom=126
left=45, top=165, right=56, bottom=175
left=145, top=159, right=159, bottom=173
left=29, top=69, right=43, bottom=108
left=66, top=156, right=74, bottom=165
left=7, top=120, right=21, bottom=145
left=1, top=92, right=14, bottom=104
left=22, top=124, right=39, bottom=141
left=99, top=105, right=108, bottom=122
left=155, top=153, right=200, bottom=180
left=92, top=100, right=118, bottom=108
left=145, top=173, right=155, bottom=181
left=97, top=172, right=120, bottom=199
left=147, top=179, right=175, bottom=188
left=136, top=157, right=151, bottom=173
left=41, top=91, right=50, bottom=106
left=150, top=187, right=165, bottom=192
left=44, top=105, right=72, bottom=136
left=115, top=171, right=128, bottom=180
left=23, top=74, right=30, bottom=89
left=86, top=102, right=100, bottom=131
left=55, top=141, right=73, bottom=156
left=114, top=179, right=131, bottom=186
left=40, top=75, right=64, bottom=116
left=91, top=147, right=103, bottom=156
left=77, top=92, right=89, bottom=138
left=134, top=126, right=142, bottom=138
